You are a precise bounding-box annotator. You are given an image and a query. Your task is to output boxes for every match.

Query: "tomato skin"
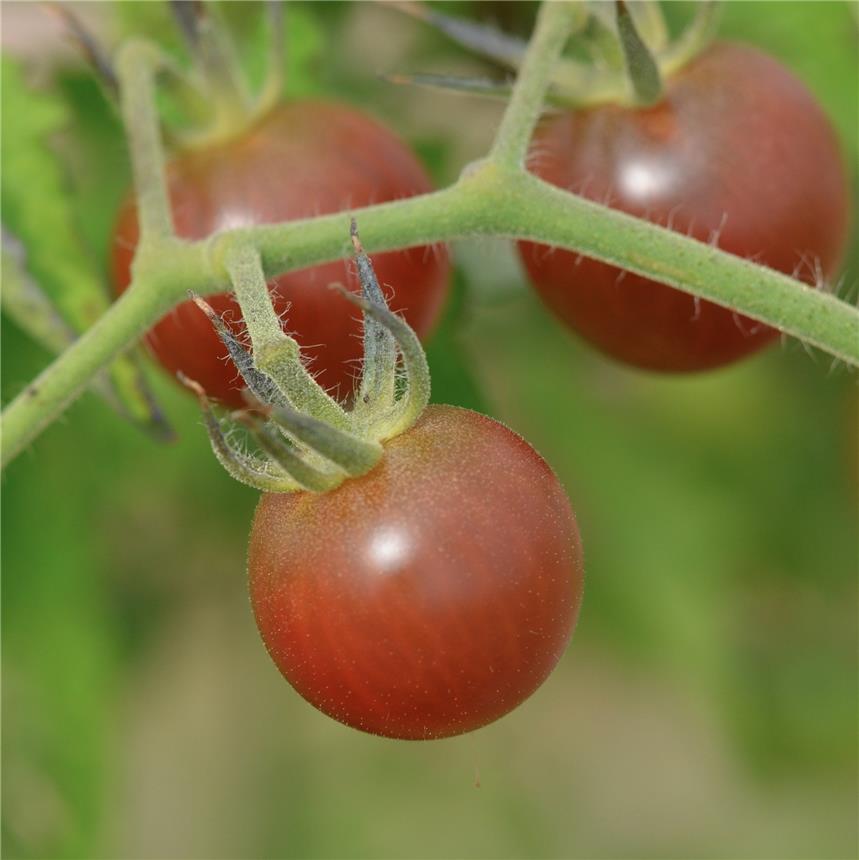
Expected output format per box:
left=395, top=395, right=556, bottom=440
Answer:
left=112, top=102, right=450, bottom=405
left=248, top=405, right=584, bottom=740
left=519, top=42, right=851, bottom=372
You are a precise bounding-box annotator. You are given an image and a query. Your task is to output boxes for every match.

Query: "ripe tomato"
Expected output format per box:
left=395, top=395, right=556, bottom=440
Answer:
left=519, top=43, right=851, bottom=372
left=112, top=101, right=450, bottom=406
left=248, top=405, right=584, bottom=740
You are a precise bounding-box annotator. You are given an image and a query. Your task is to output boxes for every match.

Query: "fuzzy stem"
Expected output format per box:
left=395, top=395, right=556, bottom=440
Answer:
left=0, top=241, right=202, bottom=468
left=115, top=40, right=173, bottom=242
left=489, top=1, right=584, bottom=169
left=223, top=244, right=349, bottom=429
left=4, top=171, right=859, bottom=467
left=3, top=169, right=858, bottom=468
left=479, top=169, right=859, bottom=362
left=2, top=0, right=858, bottom=467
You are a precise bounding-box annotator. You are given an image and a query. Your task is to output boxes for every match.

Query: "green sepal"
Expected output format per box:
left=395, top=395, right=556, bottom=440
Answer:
left=615, top=0, right=663, bottom=105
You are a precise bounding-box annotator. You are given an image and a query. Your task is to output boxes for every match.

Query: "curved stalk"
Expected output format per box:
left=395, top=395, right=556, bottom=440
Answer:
left=4, top=172, right=856, bottom=468
left=223, top=243, right=349, bottom=429
left=115, top=40, right=174, bottom=242
left=489, top=1, right=585, bottom=168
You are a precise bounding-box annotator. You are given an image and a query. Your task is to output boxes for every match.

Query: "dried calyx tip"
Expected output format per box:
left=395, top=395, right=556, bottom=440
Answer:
left=176, top=371, right=206, bottom=399
left=189, top=291, right=219, bottom=320
left=326, top=282, right=372, bottom=312
left=349, top=218, right=364, bottom=255
left=239, top=389, right=274, bottom=417
left=230, top=408, right=263, bottom=429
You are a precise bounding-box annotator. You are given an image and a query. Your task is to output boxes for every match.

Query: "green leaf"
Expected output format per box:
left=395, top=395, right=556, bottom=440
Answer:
left=0, top=57, right=171, bottom=440
left=1, top=230, right=78, bottom=356
left=2, top=58, right=107, bottom=332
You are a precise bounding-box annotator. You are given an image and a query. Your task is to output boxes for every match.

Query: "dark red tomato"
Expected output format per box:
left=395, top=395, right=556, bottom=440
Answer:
left=112, top=101, right=450, bottom=406
left=519, top=42, right=851, bottom=372
left=248, top=405, right=584, bottom=740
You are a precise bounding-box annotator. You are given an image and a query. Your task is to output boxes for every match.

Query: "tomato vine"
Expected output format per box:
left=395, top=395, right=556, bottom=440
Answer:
left=1, top=0, right=857, bottom=468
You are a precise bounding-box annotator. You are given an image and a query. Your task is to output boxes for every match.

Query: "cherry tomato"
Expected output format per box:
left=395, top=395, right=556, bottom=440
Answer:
left=112, top=101, right=450, bottom=406
left=519, top=42, right=851, bottom=372
left=248, top=405, right=584, bottom=740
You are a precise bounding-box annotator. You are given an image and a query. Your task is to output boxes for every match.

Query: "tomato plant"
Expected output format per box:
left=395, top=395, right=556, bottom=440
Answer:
left=248, top=404, right=584, bottom=740
left=112, top=101, right=450, bottom=406
left=2, top=1, right=858, bottom=856
left=519, top=42, right=851, bottom=372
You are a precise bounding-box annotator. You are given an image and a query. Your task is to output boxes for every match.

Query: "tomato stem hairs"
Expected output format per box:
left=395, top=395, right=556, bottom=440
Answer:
left=180, top=221, right=431, bottom=494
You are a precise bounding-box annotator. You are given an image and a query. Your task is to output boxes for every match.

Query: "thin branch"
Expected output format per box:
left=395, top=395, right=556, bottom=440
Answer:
left=489, top=1, right=584, bottom=169
left=0, top=240, right=203, bottom=467
left=4, top=170, right=858, bottom=469
left=1, top=2, right=856, bottom=468
left=115, top=40, right=174, bottom=241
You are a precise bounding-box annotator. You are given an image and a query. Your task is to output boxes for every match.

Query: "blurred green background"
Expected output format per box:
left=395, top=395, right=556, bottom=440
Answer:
left=1, top=2, right=857, bottom=858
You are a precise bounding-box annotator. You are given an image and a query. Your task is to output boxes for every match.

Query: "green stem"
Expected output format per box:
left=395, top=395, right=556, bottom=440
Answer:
left=4, top=170, right=857, bottom=468
left=489, top=1, right=584, bottom=169
left=2, top=0, right=857, bottom=467
left=478, top=170, right=859, bottom=364
left=116, top=41, right=173, bottom=242
left=223, top=244, right=349, bottom=428
left=1, top=251, right=184, bottom=468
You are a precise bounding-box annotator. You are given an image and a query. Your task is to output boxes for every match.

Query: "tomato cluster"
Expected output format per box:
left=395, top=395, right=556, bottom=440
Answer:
left=110, top=25, right=850, bottom=741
